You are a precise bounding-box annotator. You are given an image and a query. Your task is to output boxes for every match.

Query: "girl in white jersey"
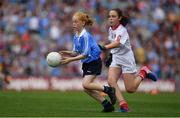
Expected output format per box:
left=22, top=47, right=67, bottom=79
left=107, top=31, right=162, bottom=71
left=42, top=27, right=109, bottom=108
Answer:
left=99, top=8, right=157, bottom=112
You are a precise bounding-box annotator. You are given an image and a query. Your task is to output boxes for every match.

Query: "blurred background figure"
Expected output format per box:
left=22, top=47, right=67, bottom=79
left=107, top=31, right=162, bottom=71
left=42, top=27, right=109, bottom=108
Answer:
left=0, top=0, right=179, bottom=80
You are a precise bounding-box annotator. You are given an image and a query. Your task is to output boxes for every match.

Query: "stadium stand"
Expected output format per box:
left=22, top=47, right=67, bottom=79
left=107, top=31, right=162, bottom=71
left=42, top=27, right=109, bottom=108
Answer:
left=0, top=0, right=179, bottom=80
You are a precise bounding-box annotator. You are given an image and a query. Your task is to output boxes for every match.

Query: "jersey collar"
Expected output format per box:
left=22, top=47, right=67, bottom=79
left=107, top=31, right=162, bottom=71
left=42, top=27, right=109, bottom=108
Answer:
left=76, top=28, right=86, bottom=38
left=111, top=23, right=121, bottom=30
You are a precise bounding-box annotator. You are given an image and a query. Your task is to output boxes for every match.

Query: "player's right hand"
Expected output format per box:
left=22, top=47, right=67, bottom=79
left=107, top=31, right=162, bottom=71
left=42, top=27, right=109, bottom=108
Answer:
left=98, top=44, right=107, bottom=51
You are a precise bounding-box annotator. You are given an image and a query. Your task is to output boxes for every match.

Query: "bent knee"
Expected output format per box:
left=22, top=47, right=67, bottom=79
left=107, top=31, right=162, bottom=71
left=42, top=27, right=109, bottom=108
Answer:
left=126, top=87, right=136, bottom=93
left=108, top=78, right=117, bottom=86
left=82, top=83, right=90, bottom=90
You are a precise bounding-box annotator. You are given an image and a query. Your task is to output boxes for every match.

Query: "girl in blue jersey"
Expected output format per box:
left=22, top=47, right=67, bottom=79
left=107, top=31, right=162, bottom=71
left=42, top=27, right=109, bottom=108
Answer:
left=60, top=12, right=116, bottom=112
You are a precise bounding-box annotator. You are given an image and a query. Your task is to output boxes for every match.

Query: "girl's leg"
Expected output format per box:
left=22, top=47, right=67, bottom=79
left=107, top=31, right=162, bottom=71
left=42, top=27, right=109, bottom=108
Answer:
left=123, top=73, right=142, bottom=93
left=107, top=67, right=129, bottom=112
left=84, top=89, right=114, bottom=112
left=84, top=89, right=105, bottom=103
left=120, top=66, right=158, bottom=112
left=82, top=75, right=116, bottom=105
left=82, top=75, right=104, bottom=91
left=82, top=75, right=104, bottom=102
left=107, top=67, right=125, bottom=104
left=82, top=75, right=114, bottom=112
left=123, top=66, right=158, bottom=93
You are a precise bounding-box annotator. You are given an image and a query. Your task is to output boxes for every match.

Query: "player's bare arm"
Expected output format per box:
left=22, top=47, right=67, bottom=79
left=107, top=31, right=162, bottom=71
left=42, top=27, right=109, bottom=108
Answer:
left=61, top=54, right=86, bottom=65
left=99, top=37, right=120, bottom=50
left=59, top=50, right=78, bottom=57
left=104, top=41, right=120, bottom=50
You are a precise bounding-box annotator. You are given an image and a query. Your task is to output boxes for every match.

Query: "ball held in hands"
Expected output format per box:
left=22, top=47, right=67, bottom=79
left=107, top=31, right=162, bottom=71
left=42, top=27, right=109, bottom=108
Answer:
left=46, top=52, right=62, bottom=67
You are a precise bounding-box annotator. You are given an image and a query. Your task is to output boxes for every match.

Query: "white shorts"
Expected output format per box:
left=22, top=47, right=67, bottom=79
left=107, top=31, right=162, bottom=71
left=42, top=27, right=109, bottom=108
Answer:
left=109, top=51, right=137, bottom=73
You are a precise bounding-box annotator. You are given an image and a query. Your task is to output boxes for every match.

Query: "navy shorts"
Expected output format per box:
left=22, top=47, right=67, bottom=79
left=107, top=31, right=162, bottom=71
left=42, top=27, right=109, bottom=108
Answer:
left=82, top=58, right=102, bottom=77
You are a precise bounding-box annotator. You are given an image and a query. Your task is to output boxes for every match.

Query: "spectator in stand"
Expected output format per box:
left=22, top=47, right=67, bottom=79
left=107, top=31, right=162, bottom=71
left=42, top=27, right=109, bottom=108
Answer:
left=0, top=0, right=179, bottom=79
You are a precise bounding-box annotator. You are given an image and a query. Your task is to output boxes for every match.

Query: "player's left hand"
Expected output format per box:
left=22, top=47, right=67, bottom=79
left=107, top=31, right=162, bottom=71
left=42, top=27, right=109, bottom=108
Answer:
left=61, top=58, right=72, bottom=65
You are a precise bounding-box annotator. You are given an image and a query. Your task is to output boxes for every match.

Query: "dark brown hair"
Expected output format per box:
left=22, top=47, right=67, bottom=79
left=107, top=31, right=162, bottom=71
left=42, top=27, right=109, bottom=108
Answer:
left=111, top=8, right=129, bottom=26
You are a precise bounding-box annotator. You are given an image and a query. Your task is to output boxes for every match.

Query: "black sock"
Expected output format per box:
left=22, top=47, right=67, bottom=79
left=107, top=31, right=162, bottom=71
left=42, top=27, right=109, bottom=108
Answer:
left=101, top=99, right=109, bottom=107
left=103, top=86, right=109, bottom=93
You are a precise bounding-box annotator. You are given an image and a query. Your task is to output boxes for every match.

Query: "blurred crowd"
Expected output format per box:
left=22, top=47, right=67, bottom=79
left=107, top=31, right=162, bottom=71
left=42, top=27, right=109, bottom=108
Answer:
left=0, top=0, right=179, bottom=80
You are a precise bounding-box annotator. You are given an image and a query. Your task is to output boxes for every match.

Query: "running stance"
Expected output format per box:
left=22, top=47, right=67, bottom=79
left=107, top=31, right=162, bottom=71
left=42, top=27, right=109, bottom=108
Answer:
left=60, top=11, right=116, bottom=112
left=99, top=8, right=157, bottom=112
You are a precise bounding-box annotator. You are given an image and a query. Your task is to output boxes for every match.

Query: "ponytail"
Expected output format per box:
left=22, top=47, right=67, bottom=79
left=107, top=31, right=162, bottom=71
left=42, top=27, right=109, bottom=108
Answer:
left=73, top=12, right=94, bottom=26
left=120, top=16, right=129, bottom=26
left=85, top=14, right=93, bottom=26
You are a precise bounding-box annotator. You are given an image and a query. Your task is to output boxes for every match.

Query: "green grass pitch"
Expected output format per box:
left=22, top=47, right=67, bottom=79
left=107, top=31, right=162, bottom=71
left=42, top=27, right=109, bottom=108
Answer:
left=0, top=91, right=180, bottom=117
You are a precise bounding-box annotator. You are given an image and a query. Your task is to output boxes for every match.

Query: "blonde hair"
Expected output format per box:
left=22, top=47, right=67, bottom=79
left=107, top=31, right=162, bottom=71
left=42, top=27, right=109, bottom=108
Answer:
left=73, top=12, right=94, bottom=26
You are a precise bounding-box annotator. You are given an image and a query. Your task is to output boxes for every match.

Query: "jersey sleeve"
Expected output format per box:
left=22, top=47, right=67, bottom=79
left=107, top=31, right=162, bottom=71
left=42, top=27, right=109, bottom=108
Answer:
left=114, top=29, right=129, bottom=45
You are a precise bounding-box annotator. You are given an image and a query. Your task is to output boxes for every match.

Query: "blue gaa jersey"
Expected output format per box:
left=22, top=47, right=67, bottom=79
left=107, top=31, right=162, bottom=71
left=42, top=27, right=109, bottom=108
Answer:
left=72, top=29, right=101, bottom=63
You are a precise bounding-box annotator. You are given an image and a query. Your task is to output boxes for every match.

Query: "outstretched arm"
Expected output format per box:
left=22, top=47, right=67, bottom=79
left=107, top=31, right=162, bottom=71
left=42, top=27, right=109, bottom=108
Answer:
left=99, top=41, right=120, bottom=51
left=99, top=35, right=122, bottom=50
left=59, top=50, right=78, bottom=57
left=104, top=41, right=120, bottom=50
left=61, top=54, right=86, bottom=65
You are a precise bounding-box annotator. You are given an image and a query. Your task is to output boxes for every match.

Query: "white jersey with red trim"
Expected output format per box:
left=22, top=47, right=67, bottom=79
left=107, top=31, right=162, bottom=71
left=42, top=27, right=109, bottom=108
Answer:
left=108, top=24, right=132, bottom=55
left=108, top=24, right=137, bottom=73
